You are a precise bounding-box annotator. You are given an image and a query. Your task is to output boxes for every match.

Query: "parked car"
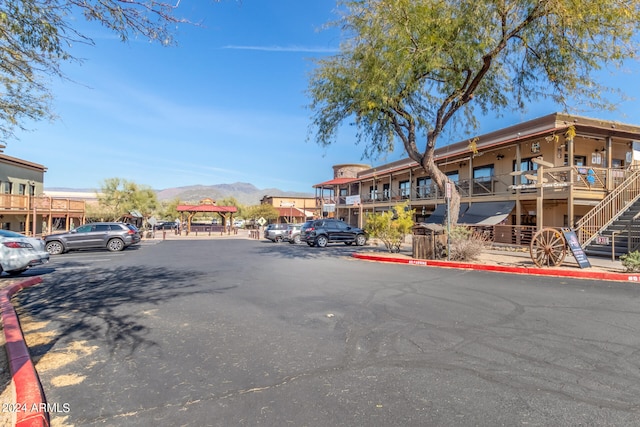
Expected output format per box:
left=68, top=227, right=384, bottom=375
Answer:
left=0, top=230, right=50, bottom=275
left=264, top=223, right=289, bottom=242
left=283, top=223, right=303, bottom=244
left=300, top=219, right=367, bottom=247
left=44, top=222, right=141, bottom=254
left=156, top=222, right=178, bottom=230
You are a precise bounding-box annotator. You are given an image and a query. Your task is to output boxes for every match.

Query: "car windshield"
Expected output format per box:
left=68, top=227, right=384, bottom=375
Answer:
left=0, top=230, right=26, bottom=238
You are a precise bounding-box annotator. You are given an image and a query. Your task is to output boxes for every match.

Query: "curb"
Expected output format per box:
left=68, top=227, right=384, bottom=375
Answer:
left=352, top=253, right=639, bottom=283
left=0, top=276, right=49, bottom=427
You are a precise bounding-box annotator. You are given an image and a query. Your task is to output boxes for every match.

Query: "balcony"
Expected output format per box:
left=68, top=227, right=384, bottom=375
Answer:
left=344, top=166, right=626, bottom=206
left=0, top=195, right=85, bottom=213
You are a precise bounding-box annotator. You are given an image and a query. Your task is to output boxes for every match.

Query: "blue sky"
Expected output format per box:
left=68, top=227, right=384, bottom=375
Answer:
left=8, top=0, right=640, bottom=194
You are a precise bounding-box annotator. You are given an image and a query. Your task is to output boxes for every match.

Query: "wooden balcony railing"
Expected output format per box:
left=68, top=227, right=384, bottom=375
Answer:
left=0, top=195, right=86, bottom=213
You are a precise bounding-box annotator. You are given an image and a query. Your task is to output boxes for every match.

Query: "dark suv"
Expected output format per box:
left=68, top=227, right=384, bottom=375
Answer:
left=300, top=219, right=367, bottom=247
left=44, top=222, right=141, bottom=254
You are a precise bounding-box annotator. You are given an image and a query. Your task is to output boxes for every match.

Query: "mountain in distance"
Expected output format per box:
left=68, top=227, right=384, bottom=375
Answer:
left=155, top=182, right=314, bottom=205
left=46, top=182, right=314, bottom=206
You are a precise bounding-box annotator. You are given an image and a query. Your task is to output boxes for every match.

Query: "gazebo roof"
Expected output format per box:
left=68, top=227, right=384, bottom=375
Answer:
left=177, top=205, right=238, bottom=213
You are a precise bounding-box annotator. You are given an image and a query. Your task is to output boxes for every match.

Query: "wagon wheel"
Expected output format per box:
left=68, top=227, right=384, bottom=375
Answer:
left=530, top=228, right=567, bottom=268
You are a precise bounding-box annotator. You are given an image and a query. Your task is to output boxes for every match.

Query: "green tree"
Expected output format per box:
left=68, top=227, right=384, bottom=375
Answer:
left=245, top=204, right=279, bottom=225
left=97, top=177, right=158, bottom=226
left=308, top=0, right=640, bottom=224
left=364, top=202, right=415, bottom=253
left=0, top=0, right=213, bottom=140
left=158, top=198, right=181, bottom=221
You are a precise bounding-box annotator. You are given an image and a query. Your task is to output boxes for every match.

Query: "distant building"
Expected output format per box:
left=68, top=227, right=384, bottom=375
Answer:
left=0, top=147, right=85, bottom=235
left=260, top=195, right=316, bottom=223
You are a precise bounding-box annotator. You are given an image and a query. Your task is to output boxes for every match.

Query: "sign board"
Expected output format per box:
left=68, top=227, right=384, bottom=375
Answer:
left=280, top=201, right=295, bottom=207
left=445, top=182, right=452, bottom=199
left=596, top=235, right=610, bottom=245
left=323, top=203, right=336, bottom=213
left=257, top=217, right=267, bottom=226
left=148, top=217, right=157, bottom=226
left=345, top=195, right=361, bottom=206
left=562, top=228, right=591, bottom=269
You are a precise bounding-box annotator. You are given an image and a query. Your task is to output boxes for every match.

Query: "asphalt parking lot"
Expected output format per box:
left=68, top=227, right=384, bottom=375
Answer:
left=6, top=237, right=640, bottom=426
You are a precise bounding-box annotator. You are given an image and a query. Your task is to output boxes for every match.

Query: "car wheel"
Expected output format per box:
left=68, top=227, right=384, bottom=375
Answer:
left=107, top=238, right=125, bottom=252
left=45, top=241, right=64, bottom=255
left=315, top=235, right=328, bottom=248
left=275, top=236, right=283, bottom=243
left=7, top=268, right=27, bottom=276
left=292, top=235, right=301, bottom=244
left=355, top=234, right=367, bottom=246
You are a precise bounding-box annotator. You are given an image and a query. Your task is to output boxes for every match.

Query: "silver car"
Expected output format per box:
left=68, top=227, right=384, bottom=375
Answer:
left=0, top=230, right=50, bottom=275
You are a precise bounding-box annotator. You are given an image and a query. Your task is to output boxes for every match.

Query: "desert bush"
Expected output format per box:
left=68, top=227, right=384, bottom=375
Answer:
left=620, top=251, right=640, bottom=272
left=447, top=226, right=488, bottom=261
left=364, top=202, right=415, bottom=253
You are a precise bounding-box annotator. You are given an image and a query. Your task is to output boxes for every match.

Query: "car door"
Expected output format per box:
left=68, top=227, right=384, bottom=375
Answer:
left=333, top=220, right=350, bottom=241
left=64, top=224, right=94, bottom=249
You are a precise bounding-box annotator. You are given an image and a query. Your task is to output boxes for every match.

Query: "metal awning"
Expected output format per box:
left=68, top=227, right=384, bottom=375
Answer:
left=424, top=203, right=469, bottom=224
left=459, top=201, right=515, bottom=225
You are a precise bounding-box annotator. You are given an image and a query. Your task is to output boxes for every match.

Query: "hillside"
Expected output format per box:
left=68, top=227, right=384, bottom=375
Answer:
left=46, top=182, right=314, bottom=206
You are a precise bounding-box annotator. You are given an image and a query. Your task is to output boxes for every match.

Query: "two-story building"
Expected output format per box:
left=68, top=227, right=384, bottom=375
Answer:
left=313, top=113, right=640, bottom=252
left=0, top=146, right=85, bottom=235
left=260, top=195, right=316, bottom=223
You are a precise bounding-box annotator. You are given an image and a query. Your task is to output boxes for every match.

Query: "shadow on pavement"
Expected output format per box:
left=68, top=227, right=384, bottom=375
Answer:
left=11, top=265, right=235, bottom=364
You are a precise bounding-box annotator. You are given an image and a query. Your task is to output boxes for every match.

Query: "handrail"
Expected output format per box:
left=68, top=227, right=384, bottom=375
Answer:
left=575, top=169, right=640, bottom=245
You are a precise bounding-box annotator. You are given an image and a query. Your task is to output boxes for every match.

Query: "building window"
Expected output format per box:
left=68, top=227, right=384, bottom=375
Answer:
left=369, top=186, right=378, bottom=200
left=473, top=165, right=494, bottom=194
left=18, top=184, right=26, bottom=195
left=563, top=154, right=587, bottom=167
left=382, top=183, right=390, bottom=200
left=3, top=181, right=11, bottom=194
left=513, top=158, right=539, bottom=185
left=29, top=184, right=35, bottom=197
left=399, top=180, right=410, bottom=199
left=446, top=171, right=459, bottom=183
left=416, top=177, right=432, bottom=199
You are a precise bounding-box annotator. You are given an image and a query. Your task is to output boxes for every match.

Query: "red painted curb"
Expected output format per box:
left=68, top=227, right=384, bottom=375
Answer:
left=352, top=253, right=638, bottom=283
left=1, top=276, right=50, bottom=427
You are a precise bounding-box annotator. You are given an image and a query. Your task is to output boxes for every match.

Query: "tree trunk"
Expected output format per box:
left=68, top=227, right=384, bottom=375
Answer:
left=421, top=153, right=461, bottom=226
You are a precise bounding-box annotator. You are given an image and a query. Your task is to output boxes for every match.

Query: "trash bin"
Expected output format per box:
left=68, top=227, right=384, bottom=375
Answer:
left=412, top=223, right=446, bottom=259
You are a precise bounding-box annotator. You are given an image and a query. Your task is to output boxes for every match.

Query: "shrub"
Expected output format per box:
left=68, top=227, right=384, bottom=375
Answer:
left=447, top=226, right=488, bottom=261
left=620, top=251, right=640, bottom=272
left=364, top=202, right=415, bottom=253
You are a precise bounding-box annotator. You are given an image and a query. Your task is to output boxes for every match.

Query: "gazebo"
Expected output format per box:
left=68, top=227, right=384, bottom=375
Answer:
left=177, top=198, right=238, bottom=234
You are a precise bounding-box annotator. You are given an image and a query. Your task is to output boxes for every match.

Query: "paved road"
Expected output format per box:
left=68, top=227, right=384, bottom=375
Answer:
left=11, top=239, right=640, bottom=426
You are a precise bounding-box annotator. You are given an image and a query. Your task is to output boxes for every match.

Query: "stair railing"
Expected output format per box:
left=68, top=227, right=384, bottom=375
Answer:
left=575, top=169, right=640, bottom=246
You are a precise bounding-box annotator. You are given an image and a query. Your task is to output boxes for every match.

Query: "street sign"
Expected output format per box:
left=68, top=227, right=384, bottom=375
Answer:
left=257, top=217, right=266, bottom=226
left=445, top=182, right=452, bottom=199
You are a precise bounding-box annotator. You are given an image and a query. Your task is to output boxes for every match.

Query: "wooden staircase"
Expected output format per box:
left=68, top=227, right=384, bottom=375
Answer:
left=575, top=169, right=640, bottom=258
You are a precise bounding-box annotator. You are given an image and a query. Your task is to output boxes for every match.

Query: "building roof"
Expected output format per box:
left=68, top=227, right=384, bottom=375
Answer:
left=275, top=207, right=314, bottom=217
left=313, top=177, right=358, bottom=189
left=316, top=112, right=640, bottom=185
